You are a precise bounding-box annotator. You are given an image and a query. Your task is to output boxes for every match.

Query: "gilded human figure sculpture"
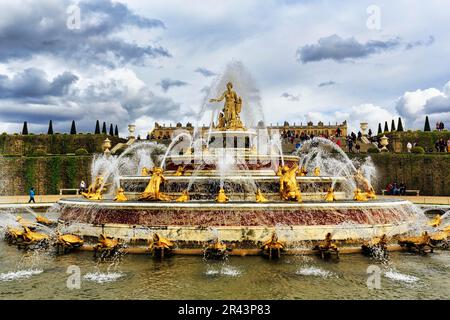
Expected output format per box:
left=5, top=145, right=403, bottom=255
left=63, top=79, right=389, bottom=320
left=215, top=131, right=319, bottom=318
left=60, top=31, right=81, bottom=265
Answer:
left=139, top=167, right=171, bottom=201
left=82, top=176, right=109, bottom=200
left=354, top=170, right=372, bottom=193
left=279, top=164, right=302, bottom=202
left=210, top=82, right=245, bottom=131
left=255, top=188, right=268, bottom=203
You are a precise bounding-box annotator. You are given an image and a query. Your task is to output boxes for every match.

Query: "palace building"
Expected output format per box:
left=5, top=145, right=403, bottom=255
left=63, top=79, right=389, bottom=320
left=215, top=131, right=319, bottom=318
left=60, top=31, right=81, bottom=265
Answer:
left=149, top=121, right=347, bottom=140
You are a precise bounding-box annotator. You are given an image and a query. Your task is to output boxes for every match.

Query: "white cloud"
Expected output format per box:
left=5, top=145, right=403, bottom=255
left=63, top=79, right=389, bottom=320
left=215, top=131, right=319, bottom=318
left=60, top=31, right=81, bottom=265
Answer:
left=396, top=81, right=450, bottom=128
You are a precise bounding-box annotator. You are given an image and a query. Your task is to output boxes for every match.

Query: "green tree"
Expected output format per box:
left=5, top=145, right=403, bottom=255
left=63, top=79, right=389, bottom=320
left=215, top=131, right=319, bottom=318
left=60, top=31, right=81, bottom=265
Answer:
left=47, top=120, right=54, bottom=134
left=424, top=116, right=431, bottom=131
left=384, top=121, right=389, bottom=132
left=377, top=123, right=382, bottom=135
left=95, top=120, right=100, bottom=134
left=114, top=125, right=119, bottom=137
left=391, top=119, right=396, bottom=131
left=70, top=120, right=77, bottom=134
left=22, top=121, right=28, bottom=135
left=397, top=117, right=404, bottom=132
left=102, top=122, right=107, bottom=134
left=109, top=123, right=114, bottom=136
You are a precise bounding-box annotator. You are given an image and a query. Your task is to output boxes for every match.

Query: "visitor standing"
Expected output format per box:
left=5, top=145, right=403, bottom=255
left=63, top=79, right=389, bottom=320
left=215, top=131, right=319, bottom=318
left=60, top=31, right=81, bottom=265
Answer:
left=447, top=139, right=450, bottom=153
left=28, top=187, right=36, bottom=203
left=406, top=142, right=412, bottom=153
left=79, top=180, right=86, bottom=193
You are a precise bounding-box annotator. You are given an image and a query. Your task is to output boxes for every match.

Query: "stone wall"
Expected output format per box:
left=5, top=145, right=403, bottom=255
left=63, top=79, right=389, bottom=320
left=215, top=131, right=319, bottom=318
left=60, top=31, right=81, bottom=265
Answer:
left=353, top=153, right=450, bottom=196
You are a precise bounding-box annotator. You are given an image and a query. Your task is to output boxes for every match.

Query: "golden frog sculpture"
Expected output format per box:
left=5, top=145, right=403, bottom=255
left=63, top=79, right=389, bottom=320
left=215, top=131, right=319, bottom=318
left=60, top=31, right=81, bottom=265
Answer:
left=353, top=188, right=368, bottom=201
left=428, top=214, right=442, bottom=228
left=216, top=188, right=229, bottom=203
left=82, top=176, right=109, bottom=200
left=141, top=167, right=151, bottom=176
left=255, top=189, right=268, bottom=203
left=261, top=232, right=285, bottom=259
left=175, top=166, right=185, bottom=176
left=176, top=190, right=190, bottom=202
left=313, top=167, right=320, bottom=176
left=279, top=164, right=302, bottom=202
left=113, top=187, right=128, bottom=202
left=149, top=233, right=174, bottom=257
left=139, top=167, right=172, bottom=201
left=324, top=187, right=336, bottom=202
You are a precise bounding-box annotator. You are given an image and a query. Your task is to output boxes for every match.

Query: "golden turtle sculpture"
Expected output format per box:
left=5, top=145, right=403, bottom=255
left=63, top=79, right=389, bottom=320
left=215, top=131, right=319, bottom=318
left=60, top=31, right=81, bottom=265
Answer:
left=314, top=233, right=339, bottom=260
left=204, top=237, right=230, bottom=259
left=17, top=227, right=50, bottom=250
left=55, top=233, right=84, bottom=254
left=361, top=234, right=388, bottom=258
left=261, top=232, right=285, bottom=259
left=4, top=227, right=25, bottom=245
left=398, top=231, right=434, bottom=254
left=36, top=215, right=56, bottom=227
left=93, top=234, right=121, bottom=259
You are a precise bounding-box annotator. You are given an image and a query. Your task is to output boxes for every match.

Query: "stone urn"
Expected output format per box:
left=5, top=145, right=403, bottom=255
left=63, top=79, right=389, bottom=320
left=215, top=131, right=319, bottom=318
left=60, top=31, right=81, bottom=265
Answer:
left=102, top=138, right=112, bottom=154
left=379, top=135, right=389, bottom=152
left=128, top=124, right=136, bottom=139
left=360, top=122, right=368, bottom=136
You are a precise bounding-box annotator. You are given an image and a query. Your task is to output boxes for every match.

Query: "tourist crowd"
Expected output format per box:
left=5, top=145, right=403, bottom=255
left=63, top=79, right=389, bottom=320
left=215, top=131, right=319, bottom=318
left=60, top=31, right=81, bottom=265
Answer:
left=385, top=182, right=407, bottom=195
left=436, top=121, right=445, bottom=131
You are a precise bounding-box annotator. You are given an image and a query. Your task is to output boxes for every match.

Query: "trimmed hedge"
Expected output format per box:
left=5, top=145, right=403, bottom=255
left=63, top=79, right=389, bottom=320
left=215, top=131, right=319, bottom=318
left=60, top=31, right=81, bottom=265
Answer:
left=411, top=146, right=425, bottom=154
left=75, top=148, right=89, bottom=155
left=0, top=133, right=126, bottom=156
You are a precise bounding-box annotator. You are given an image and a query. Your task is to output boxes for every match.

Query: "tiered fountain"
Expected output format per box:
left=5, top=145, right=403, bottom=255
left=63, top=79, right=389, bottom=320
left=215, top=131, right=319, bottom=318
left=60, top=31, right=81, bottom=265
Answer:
left=56, top=78, right=424, bottom=256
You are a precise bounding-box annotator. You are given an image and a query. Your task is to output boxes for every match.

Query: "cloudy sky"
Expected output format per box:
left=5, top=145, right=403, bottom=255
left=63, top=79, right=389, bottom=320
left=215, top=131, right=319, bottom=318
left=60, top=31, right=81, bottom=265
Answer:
left=0, top=0, right=449, bottom=136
